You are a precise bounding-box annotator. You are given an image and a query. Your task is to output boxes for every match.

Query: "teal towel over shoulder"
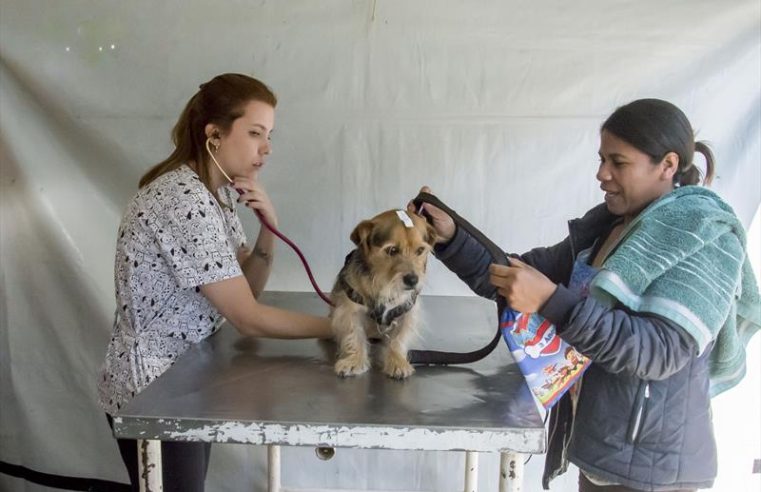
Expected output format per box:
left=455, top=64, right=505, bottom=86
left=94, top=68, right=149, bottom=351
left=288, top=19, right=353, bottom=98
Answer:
left=590, top=186, right=761, bottom=396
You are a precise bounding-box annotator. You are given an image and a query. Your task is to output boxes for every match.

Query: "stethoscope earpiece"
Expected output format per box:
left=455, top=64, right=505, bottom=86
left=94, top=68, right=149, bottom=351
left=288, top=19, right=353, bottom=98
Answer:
left=202, top=133, right=333, bottom=306
left=205, top=137, right=233, bottom=184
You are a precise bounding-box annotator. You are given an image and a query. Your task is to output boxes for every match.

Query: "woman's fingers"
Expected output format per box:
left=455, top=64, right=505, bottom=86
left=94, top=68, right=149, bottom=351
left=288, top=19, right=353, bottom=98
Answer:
left=407, top=186, right=456, bottom=242
left=230, top=178, right=278, bottom=225
left=488, top=262, right=556, bottom=312
left=407, top=186, right=431, bottom=213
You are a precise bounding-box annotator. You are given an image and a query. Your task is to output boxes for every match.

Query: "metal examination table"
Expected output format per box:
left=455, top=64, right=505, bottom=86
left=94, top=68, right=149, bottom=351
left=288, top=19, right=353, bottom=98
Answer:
left=112, top=292, right=546, bottom=491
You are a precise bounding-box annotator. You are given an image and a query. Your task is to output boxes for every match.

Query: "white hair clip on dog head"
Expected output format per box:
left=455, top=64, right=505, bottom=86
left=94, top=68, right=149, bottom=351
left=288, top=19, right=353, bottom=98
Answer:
left=395, top=210, right=414, bottom=228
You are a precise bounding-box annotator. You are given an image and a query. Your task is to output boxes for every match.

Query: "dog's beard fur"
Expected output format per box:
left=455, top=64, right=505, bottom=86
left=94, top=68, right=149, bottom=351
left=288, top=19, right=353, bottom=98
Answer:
left=330, top=210, right=436, bottom=379
left=331, top=262, right=421, bottom=379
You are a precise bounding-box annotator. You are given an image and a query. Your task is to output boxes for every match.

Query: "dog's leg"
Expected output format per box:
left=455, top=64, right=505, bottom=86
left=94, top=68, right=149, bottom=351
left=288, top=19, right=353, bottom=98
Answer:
left=332, top=304, right=371, bottom=377
left=382, top=304, right=419, bottom=379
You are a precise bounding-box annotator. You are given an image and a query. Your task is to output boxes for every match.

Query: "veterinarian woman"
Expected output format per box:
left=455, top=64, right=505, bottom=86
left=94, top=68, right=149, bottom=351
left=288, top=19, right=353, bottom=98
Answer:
left=413, top=99, right=760, bottom=492
left=97, top=73, right=332, bottom=491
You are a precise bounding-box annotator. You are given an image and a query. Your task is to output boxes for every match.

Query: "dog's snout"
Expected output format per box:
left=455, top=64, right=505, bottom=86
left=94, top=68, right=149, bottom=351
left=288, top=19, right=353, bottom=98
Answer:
left=403, top=273, right=419, bottom=287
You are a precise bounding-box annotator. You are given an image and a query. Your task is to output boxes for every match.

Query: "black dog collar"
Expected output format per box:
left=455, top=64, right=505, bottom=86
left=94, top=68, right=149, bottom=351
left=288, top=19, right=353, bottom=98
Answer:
left=339, top=275, right=418, bottom=327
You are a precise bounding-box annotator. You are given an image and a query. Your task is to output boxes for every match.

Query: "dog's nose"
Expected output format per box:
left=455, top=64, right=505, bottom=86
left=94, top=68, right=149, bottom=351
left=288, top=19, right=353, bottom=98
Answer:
left=403, top=273, right=419, bottom=287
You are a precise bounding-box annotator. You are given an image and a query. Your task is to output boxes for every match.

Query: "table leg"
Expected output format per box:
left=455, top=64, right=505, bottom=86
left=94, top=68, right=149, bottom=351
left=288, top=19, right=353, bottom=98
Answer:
left=268, top=444, right=281, bottom=492
left=499, top=452, right=524, bottom=492
left=137, top=439, right=162, bottom=492
left=464, top=451, right=479, bottom=492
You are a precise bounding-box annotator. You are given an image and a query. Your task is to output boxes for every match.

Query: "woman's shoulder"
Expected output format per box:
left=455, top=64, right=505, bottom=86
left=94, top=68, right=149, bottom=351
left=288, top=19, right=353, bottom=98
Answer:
left=661, top=186, right=733, bottom=213
left=627, top=186, right=747, bottom=259
left=147, top=164, right=207, bottom=194
left=649, top=186, right=742, bottom=230
left=134, top=165, right=212, bottom=208
left=120, top=165, right=219, bottom=227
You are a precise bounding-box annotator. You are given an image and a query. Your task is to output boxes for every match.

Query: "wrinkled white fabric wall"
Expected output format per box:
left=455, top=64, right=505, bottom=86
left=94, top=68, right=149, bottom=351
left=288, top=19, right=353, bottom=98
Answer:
left=1, top=1, right=759, bottom=491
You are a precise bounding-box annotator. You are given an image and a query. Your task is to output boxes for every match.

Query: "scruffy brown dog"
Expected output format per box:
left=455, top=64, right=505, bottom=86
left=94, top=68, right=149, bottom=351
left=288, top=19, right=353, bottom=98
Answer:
left=331, top=209, right=436, bottom=379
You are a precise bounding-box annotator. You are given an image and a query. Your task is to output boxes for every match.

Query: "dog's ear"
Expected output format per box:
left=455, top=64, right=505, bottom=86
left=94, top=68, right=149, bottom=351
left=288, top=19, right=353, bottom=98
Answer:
left=350, top=220, right=374, bottom=250
left=424, top=222, right=438, bottom=248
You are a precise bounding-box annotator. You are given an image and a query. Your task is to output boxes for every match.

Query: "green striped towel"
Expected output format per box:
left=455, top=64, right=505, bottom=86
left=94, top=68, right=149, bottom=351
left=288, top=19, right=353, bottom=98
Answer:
left=590, top=186, right=760, bottom=396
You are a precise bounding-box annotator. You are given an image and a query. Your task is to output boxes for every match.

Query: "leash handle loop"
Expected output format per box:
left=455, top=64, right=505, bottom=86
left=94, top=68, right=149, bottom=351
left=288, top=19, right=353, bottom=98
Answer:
left=408, top=192, right=509, bottom=366
left=413, top=192, right=510, bottom=267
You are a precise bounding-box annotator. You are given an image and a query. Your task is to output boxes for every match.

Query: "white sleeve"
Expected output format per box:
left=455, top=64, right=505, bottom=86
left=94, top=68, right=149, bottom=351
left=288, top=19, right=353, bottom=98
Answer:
left=147, top=189, right=243, bottom=289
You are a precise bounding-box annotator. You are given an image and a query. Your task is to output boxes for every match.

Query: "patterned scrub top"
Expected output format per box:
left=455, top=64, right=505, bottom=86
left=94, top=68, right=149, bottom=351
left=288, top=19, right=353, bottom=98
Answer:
left=97, top=165, right=247, bottom=415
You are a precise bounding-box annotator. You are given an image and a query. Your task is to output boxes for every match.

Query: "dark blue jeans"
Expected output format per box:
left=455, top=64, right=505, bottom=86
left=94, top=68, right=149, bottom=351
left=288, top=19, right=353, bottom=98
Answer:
left=106, top=414, right=211, bottom=492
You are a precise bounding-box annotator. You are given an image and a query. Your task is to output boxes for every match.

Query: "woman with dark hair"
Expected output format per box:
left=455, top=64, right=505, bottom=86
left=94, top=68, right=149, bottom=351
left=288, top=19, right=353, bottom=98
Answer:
left=97, top=73, right=332, bottom=491
left=412, top=99, right=760, bottom=491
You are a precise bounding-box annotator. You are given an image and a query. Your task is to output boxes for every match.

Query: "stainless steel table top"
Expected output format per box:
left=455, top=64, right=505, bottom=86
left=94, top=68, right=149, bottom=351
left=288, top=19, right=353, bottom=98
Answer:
left=113, top=292, right=546, bottom=453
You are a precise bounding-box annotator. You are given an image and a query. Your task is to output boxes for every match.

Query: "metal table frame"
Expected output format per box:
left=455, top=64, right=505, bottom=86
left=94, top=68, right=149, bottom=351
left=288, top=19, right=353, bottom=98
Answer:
left=113, top=292, right=545, bottom=491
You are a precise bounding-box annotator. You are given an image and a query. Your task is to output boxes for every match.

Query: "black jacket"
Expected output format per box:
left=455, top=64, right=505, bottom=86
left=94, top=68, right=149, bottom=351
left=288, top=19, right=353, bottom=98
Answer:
left=435, top=203, right=716, bottom=491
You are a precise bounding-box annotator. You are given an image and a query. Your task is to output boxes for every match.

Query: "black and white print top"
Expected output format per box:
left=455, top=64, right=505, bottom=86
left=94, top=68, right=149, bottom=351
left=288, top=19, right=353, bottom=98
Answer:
left=97, top=165, right=247, bottom=415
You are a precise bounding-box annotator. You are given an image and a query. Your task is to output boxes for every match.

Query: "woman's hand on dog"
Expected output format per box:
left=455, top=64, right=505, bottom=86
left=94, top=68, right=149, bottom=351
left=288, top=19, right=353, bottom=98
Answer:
left=489, top=258, right=557, bottom=313
left=233, top=176, right=278, bottom=227
left=407, top=186, right=456, bottom=243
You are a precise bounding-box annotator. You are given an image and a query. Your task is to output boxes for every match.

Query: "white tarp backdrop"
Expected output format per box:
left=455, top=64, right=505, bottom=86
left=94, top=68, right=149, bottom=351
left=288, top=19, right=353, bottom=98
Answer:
left=1, top=1, right=759, bottom=491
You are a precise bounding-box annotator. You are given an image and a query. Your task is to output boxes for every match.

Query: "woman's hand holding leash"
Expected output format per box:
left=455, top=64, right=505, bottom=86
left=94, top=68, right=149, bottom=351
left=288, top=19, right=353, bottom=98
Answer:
left=408, top=187, right=556, bottom=312
left=233, top=176, right=278, bottom=227
left=489, top=258, right=557, bottom=313
left=407, top=186, right=456, bottom=243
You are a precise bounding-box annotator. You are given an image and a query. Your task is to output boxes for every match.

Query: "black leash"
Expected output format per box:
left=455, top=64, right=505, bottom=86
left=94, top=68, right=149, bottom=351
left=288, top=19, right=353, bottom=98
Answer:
left=408, top=192, right=510, bottom=365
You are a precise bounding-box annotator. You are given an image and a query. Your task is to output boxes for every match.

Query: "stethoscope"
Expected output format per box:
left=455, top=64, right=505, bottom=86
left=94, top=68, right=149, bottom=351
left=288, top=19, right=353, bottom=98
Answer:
left=205, top=137, right=334, bottom=307
left=207, top=138, right=505, bottom=366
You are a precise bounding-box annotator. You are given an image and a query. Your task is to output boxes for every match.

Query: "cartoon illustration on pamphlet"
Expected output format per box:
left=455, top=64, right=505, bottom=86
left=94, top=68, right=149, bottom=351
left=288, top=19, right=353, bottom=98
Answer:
left=501, top=310, right=590, bottom=409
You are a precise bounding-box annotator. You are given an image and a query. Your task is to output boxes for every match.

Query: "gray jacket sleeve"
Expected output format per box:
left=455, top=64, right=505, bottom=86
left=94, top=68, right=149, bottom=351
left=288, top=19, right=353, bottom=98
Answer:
left=436, top=226, right=697, bottom=381
left=540, top=288, right=697, bottom=380
left=434, top=226, right=574, bottom=299
left=433, top=226, right=498, bottom=300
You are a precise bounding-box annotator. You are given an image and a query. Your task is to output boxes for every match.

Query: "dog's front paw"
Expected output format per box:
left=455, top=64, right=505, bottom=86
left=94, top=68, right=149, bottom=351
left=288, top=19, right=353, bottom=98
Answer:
left=383, top=355, right=415, bottom=380
left=334, top=356, right=370, bottom=377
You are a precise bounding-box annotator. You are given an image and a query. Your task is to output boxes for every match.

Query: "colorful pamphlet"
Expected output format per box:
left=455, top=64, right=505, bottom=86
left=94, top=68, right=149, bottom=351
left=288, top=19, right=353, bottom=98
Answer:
left=500, top=309, right=590, bottom=409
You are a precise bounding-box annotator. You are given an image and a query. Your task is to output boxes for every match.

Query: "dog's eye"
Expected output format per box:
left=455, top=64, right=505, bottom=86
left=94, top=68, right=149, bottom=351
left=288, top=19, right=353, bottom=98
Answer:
left=386, top=246, right=399, bottom=256
left=416, top=246, right=426, bottom=255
